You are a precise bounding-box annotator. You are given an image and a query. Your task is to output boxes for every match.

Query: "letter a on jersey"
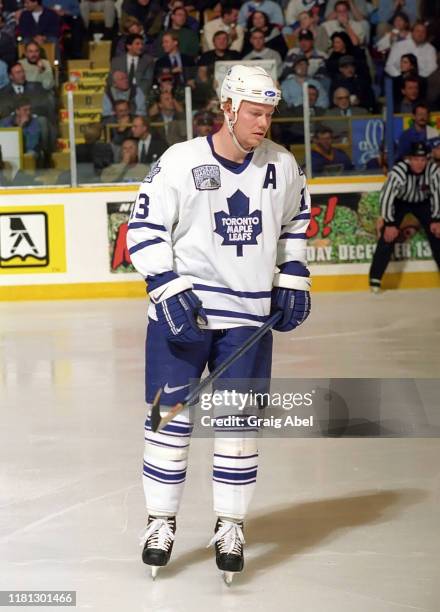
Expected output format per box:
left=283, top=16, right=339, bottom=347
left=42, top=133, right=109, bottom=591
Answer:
left=263, top=163, right=276, bottom=189
left=214, top=190, right=262, bottom=257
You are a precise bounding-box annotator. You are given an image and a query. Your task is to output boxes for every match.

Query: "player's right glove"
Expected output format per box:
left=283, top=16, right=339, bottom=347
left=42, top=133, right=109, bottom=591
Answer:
left=148, top=272, right=208, bottom=344
left=271, top=261, right=311, bottom=332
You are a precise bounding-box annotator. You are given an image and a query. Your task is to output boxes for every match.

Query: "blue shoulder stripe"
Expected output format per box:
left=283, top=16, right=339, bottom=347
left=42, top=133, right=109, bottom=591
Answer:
left=129, top=237, right=165, bottom=255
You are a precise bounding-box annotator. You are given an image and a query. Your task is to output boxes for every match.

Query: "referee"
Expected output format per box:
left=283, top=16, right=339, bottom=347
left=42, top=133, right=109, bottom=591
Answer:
left=369, top=141, right=440, bottom=291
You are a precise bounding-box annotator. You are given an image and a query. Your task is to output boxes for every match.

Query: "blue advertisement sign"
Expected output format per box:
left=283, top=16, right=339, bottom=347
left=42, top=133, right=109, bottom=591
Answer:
left=351, top=116, right=405, bottom=168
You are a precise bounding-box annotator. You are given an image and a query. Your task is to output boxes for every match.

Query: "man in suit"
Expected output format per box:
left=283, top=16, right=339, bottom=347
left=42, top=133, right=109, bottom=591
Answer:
left=110, top=33, right=155, bottom=96
left=148, top=89, right=187, bottom=146
left=153, top=31, right=195, bottom=89
left=323, top=86, right=367, bottom=142
left=0, top=63, right=55, bottom=122
left=131, top=115, right=168, bottom=164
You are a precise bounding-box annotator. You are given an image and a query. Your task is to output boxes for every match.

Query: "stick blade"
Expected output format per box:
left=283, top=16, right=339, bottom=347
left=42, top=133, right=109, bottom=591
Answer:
left=150, top=388, right=163, bottom=432
left=155, top=402, right=185, bottom=433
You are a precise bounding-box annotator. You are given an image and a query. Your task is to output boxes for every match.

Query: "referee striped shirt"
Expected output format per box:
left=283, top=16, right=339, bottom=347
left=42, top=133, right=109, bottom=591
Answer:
left=380, top=160, right=440, bottom=223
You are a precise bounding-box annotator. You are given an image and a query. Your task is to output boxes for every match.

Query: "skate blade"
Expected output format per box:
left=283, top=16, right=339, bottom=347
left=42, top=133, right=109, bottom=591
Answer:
left=223, top=571, right=235, bottom=586
left=150, top=566, right=160, bottom=580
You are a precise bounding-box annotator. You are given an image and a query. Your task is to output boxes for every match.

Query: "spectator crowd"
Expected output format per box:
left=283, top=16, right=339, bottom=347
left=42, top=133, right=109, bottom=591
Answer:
left=0, top=0, right=439, bottom=183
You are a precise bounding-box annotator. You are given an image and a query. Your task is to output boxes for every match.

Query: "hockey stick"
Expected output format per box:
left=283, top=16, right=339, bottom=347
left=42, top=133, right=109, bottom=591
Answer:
left=149, top=311, right=283, bottom=433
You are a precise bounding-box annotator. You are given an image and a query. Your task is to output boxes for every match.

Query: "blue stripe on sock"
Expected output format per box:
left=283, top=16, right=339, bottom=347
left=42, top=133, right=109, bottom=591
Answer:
left=144, top=464, right=186, bottom=482
left=213, top=477, right=256, bottom=485
left=145, top=437, right=189, bottom=449
left=213, top=469, right=257, bottom=481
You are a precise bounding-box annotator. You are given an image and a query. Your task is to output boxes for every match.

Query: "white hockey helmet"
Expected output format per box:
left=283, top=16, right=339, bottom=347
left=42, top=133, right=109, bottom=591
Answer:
left=220, top=64, right=281, bottom=113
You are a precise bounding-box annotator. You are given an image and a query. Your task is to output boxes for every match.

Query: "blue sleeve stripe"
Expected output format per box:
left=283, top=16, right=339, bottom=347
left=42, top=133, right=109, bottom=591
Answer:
left=129, top=237, right=165, bottom=254
left=128, top=222, right=167, bottom=231
left=204, top=308, right=269, bottom=323
left=193, top=284, right=271, bottom=299
left=291, top=213, right=311, bottom=221
left=279, top=232, right=307, bottom=240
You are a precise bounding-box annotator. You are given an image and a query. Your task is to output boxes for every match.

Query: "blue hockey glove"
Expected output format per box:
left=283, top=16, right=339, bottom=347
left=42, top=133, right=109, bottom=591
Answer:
left=270, top=288, right=311, bottom=331
left=271, top=261, right=311, bottom=332
left=148, top=272, right=208, bottom=344
left=155, top=290, right=208, bottom=344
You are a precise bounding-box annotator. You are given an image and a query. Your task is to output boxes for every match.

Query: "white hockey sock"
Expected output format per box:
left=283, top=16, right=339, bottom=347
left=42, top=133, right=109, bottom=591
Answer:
left=143, top=407, right=192, bottom=516
left=212, top=437, right=259, bottom=520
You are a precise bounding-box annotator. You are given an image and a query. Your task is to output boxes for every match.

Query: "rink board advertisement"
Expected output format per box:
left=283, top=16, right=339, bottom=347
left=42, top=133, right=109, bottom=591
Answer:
left=107, top=201, right=136, bottom=274
left=107, top=193, right=435, bottom=273
left=0, top=205, right=66, bottom=274
left=0, top=183, right=437, bottom=300
left=306, top=192, right=434, bottom=265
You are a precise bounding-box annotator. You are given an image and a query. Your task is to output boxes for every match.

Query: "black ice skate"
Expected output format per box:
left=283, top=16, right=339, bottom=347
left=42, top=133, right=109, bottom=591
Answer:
left=140, top=515, right=176, bottom=579
left=208, top=518, right=245, bottom=585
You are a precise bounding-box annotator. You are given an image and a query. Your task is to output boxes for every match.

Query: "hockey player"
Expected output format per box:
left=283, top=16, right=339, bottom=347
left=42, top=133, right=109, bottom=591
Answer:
left=127, top=65, right=311, bottom=583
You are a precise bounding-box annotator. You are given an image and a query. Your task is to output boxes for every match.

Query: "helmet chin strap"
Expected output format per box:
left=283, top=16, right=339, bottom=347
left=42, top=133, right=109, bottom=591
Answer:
left=225, top=110, right=255, bottom=155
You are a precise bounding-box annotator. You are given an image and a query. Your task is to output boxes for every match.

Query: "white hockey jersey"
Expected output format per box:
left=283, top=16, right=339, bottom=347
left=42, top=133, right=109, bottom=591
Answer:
left=127, top=135, right=311, bottom=329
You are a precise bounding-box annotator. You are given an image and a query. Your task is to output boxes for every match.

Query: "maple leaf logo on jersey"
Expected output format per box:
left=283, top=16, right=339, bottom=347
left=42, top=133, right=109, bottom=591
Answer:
left=214, top=190, right=262, bottom=257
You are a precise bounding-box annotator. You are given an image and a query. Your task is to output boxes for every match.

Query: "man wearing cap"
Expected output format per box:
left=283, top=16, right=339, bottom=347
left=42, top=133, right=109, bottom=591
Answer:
left=369, top=141, right=440, bottom=292
left=330, top=54, right=377, bottom=112
left=281, top=29, right=328, bottom=81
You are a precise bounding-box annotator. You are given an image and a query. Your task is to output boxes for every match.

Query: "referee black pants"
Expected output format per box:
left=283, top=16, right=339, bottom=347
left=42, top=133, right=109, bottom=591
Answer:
left=369, top=199, right=440, bottom=283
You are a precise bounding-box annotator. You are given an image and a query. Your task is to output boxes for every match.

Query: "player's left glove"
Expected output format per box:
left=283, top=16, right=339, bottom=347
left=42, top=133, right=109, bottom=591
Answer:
left=271, top=261, right=311, bottom=332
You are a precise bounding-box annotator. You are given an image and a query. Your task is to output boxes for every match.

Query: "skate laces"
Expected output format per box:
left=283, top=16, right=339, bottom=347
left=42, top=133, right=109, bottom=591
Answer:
left=207, top=519, right=245, bottom=555
left=139, top=517, right=175, bottom=550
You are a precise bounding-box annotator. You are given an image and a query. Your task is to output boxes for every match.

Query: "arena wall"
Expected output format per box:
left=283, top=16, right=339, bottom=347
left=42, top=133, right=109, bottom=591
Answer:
left=1, top=179, right=438, bottom=300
